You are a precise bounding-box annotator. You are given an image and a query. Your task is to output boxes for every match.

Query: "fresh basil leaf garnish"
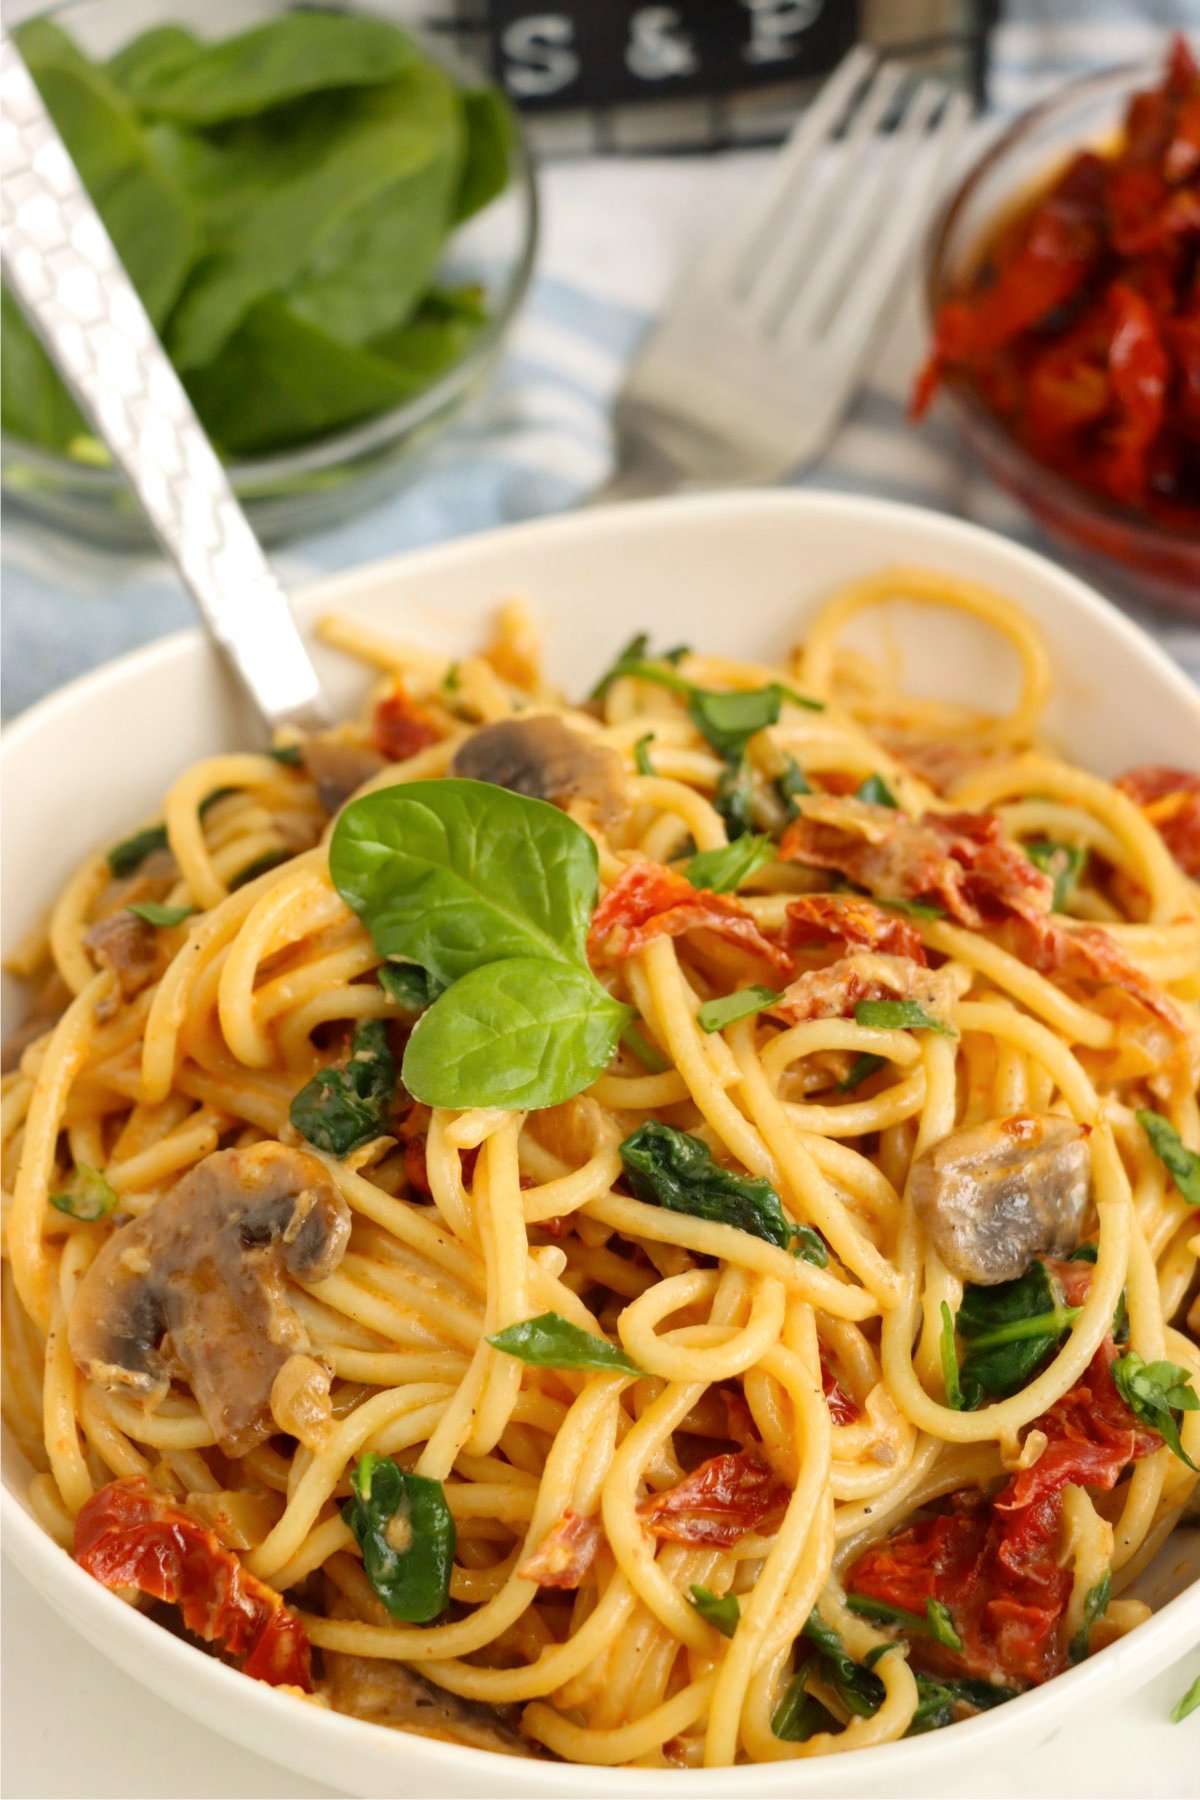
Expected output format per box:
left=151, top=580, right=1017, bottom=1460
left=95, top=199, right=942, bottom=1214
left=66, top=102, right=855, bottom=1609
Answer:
left=1137, top=1110, right=1200, bottom=1207
left=107, top=823, right=169, bottom=878
left=49, top=1164, right=118, bottom=1222
left=126, top=901, right=193, bottom=928
left=619, top=1123, right=814, bottom=1256
left=771, top=1675, right=837, bottom=1742
left=839, top=1053, right=886, bottom=1092
left=689, top=1585, right=739, bottom=1637
left=1069, top=1569, right=1111, bottom=1664
left=289, top=1018, right=396, bottom=1156
left=696, top=986, right=780, bottom=1034
left=954, top=1261, right=1082, bottom=1407
left=686, top=834, right=775, bottom=895
left=855, top=773, right=899, bottom=809
left=634, top=733, right=656, bottom=777
left=1172, top=1673, right=1200, bottom=1722
left=801, top=1612, right=885, bottom=1717
left=940, top=1300, right=966, bottom=1410
left=402, top=959, right=630, bottom=1111
left=853, top=1000, right=954, bottom=1036
left=1111, top=1352, right=1199, bottom=1471
left=342, top=1453, right=455, bottom=1624
left=377, top=961, right=441, bottom=1015
left=1026, top=840, right=1086, bottom=912
left=486, top=1311, right=642, bottom=1376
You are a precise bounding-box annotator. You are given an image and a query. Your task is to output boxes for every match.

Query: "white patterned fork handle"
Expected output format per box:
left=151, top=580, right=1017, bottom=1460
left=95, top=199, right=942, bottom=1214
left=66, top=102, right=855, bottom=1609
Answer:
left=0, top=37, right=330, bottom=736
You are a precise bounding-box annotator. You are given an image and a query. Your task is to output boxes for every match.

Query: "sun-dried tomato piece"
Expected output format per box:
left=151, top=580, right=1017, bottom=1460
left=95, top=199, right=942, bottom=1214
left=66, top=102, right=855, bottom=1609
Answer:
left=822, top=1357, right=860, bottom=1426
left=1116, top=765, right=1200, bottom=878
left=637, top=1451, right=789, bottom=1548
left=371, top=684, right=440, bottom=763
left=588, top=863, right=793, bottom=980
left=74, top=1478, right=311, bottom=1688
left=517, top=1511, right=603, bottom=1589
left=782, top=894, right=928, bottom=965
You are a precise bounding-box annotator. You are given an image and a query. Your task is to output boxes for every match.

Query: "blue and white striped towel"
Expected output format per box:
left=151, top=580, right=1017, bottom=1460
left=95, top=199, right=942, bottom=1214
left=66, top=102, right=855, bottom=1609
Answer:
left=3, top=0, right=1198, bottom=719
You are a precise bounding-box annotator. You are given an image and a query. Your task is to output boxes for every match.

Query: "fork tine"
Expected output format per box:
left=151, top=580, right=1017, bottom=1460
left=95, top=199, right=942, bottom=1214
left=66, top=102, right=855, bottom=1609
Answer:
left=779, top=76, right=952, bottom=345
left=740, top=57, right=908, bottom=328
left=701, top=44, right=876, bottom=295
left=820, top=88, right=971, bottom=357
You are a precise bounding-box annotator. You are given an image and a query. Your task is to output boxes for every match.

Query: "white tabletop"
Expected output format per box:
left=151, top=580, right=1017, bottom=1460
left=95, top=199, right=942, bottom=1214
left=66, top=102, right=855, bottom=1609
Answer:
left=3, top=1554, right=1197, bottom=1800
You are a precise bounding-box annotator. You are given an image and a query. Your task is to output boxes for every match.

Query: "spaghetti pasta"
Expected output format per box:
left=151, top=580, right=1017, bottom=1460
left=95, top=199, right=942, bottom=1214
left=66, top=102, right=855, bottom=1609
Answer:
left=2, top=566, right=1198, bottom=1768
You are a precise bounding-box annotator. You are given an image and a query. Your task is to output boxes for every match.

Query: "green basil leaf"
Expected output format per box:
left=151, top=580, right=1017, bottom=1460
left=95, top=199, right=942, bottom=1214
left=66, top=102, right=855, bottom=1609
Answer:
left=775, top=756, right=810, bottom=821
left=771, top=1675, right=837, bottom=1742
left=1111, top=1352, right=1199, bottom=1471
left=49, top=1164, right=118, bottom=1222
left=486, top=1311, right=641, bottom=1376
left=689, top=1585, right=739, bottom=1637
left=634, top=733, right=656, bottom=777
left=126, top=902, right=192, bottom=928
left=330, top=780, right=600, bottom=988
left=289, top=1019, right=396, bottom=1156
left=377, top=961, right=440, bottom=1016
left=956, top=1261, right=1082, bottom=1406
left=343, top=1454, right=454, bottom=1623
left=455, top=86, right=514, bottom=220
left=838, top=1053, right=887, bottom=1092
left=800, top=1612, right=885, bottom=1717
left=696, top=986, right=781, bottom=1034
left=269, top=743, right=304, bottom=766
left=714, top=755, right=755, bottom=840
left=621, top=1023, right=669, bottom=1074
left=402, top=959, right=630, bottom=1111
left=855, top=774, right=899, bottom=809
left=620, top=1123, right=807, bottom=1254
left=853, top=1000, right=954, bottom=1036
left=686, top=834, right=775, bottom=895
left=1026, top=840, right=1086, bottom=912
left=940, top=1300, right=965, bottom=1410
left=106, top=823, right=169, bottom=878
left=1138, top=1110, right=1200, bottom=1207
left=1069, top=1569, right=1111, bottom=1664
left=1172, top=1673, right=1200, bottom=1722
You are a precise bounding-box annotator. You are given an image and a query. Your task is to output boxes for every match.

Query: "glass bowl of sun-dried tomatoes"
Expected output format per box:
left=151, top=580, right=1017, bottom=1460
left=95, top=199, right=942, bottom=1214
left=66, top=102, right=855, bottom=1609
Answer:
left=917, top=37, right=1200, bottom=614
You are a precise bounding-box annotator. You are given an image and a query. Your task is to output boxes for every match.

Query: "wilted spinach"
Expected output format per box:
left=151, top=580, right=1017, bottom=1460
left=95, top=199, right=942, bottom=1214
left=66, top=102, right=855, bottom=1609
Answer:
left=343, top=1453, right=454, bottom=1623
left=620, top=1124, right=827, bottom=1266
left=289, top=1019, right=396, bottom=1156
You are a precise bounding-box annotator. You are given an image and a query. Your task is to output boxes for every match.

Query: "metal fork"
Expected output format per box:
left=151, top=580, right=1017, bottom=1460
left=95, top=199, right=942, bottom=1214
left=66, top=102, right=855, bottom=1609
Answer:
left=592, top=47, right=971, bottom=502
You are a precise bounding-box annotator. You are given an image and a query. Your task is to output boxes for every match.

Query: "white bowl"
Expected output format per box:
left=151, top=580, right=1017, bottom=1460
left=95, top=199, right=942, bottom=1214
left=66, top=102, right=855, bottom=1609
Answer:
left=3, top=491, right=1198, bottom=1799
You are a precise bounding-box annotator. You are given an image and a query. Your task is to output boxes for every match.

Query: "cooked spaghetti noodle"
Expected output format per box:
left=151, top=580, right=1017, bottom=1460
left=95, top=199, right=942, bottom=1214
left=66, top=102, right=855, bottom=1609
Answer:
left=3, top=567, right=1198, bottom=1768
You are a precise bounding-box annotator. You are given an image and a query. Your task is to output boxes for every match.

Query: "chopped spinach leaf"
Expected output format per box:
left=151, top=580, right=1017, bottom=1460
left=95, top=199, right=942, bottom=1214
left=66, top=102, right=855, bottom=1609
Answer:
left=621, top=1022, right=669, bottom=1074
left=1026, top=840, right=1086, bottom=912
left=686, top=833, right=775, bottom=894
left=126, top=901, right=192, bottom=928
left=771, top=1675, right=837, bottom=1742
left=853, top=999, right=954, bottom=1036
left=955, top=1261, right=1082, bottom=1408
left=714, top=755, right=755, bottom=840
left=620, top=1123, right=814, bottom=1257
left=269, top=743, right=303, bottom=766
left=634, top=732, right=656, bottom=777
left=230, top=848, right=290, bottom=889
left=486, top=1311, right=641, bottom=1376
left=879, top=896, right=945, bottom=919
left=1111, top=1352, right=1199, bottom=1471
left=908, top=1672, right=1017, bottom=1734
left=689, top=1585, right=739, bottom=1637
left=289, top=1018, right=396, bottom=1156
left=800, top=1612, right=885, bottom=1717
left=940, top=1300, right=966, bottom=1410
left=696, top=986, right=780, bottom=1034
left=855, top=773, right=899, bottom=809
left=377, top=961, right=440, bottom=1015
left=775, top=756, right=810, bottom=821
left=342, top=1453, right=454, bottom=1623
left=1172, top=1673, right=1200, bottom=1722
left=1137, top=1110, right=1200, bottom=1207
left=49, top=1164, right=118, bottom=1222
left=107, top=823, right=168, bottom=878
left=1069, top=1569, right=1111, bottom=1664
left=838, top=1052, right=886, bottom=1093
left=846, top=1593, right=962, bottom=1650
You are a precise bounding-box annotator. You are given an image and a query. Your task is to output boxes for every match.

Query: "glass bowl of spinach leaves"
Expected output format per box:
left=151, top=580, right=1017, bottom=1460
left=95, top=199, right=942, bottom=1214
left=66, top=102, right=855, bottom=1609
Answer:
left=1, top=0, right=537, bottom=545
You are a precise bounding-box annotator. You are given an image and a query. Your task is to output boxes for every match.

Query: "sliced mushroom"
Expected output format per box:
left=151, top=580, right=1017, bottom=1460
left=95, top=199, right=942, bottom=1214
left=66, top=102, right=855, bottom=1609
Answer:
left=452, top=715, right=629, bottom=830
left=68, top=1142, right=351, bottom=1456
left=85, top=911, right=160, bottom=1015
left=320, top=1649, right=536, bottom=1756
left=910, top=1113, right=1091, bottom=1285
left=301, top=732, right=387, bottom=815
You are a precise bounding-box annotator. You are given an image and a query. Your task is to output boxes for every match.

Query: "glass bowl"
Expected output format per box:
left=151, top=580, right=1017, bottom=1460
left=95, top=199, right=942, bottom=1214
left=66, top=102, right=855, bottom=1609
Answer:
left=922, top=61, right=1200, bottom=617
left=1, top=0, right=538, bottom=547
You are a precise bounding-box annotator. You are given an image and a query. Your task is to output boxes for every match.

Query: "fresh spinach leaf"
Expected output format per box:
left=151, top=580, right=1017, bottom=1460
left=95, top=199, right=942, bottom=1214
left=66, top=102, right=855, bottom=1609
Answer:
left=620, top=1123, right=820, bottom=1259
left=377, top=961, right=440, bottom=1015
left=940, top=1300, right=966, bottom=1410
left=634, top=733, right=656, bottom=777
left=621, top=1022, right=669, bottom=1074
left=231, top=848, right=291, bottom=889
left=330, top=779, right=599, bottom=988
left=800, top=1612, right=885, bottom=1717
left=955, top=1261, right=1082, bottom=1408
left=1172, top=1673, right=1200, bottom=1722
left=487, top=1312, right=641, bottom=1376
left=455, top=86, right=515, bottom=221
left=1111, top=1352, right=1199, bottom=1471
left=927, top=1599, right=963, bottom=1651
left=856, top=773, right=898, bottom=808
left=714, top=756, right=755, bottom=840
left=1026, top=840, right=1086, bottom=912
left=839, top=1053, right=886, bottom=1092
left=126, top=902, right=192, bottom=928
left=879, top=897, right=945, bottom=919
left=289, top=1019, right=396, bottom=1156
left=343, top=1453, right=454, bottom=1623
left=853, top=1000, right=954, bottom=1035
left=689, top=1585, right=739, bottom=1637
left=686, top=834, right=774, bottom=894
left=49, top=1165, right=118, bottom=1222
left=908, top=1672, right=1017, bottom=1734
left=775, top=756, right=810, bottom=820
left=107, top=823, right=169, bottom=877
left=402, top=958, right=630, bottom=1111
left=1137, top=1110, right=1200, bottom=1207
left=771, top=1675, right=837, bottom=1741
left=1069, top=1569, right=1110, bottom=1664
left=269, top=743, right=304, bottom=766
left=106, top=25, right=199, bottom=101
left=1, top=288, right=86, bottom=451
left=696, top=986, right=780, bottom=1034
left=846, top=1593, right=962, bottom=1650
